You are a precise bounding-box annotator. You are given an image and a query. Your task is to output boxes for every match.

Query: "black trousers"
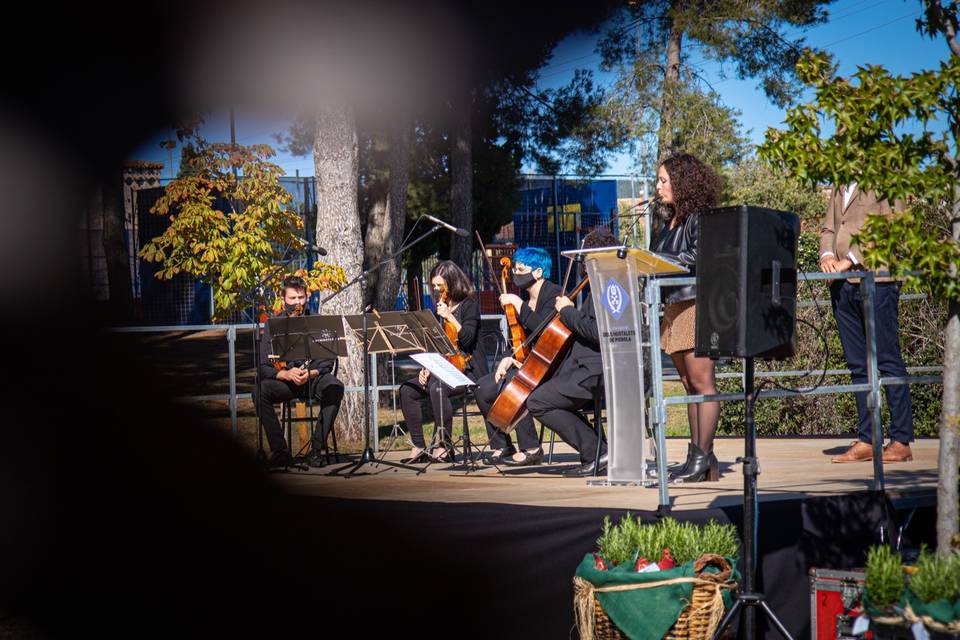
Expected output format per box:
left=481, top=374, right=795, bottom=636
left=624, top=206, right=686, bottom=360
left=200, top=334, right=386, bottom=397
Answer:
left=831, top=280, right=913, bottom=444
left=473, top=371, right=540, bottom=452
left=399, top=377, right=466, bottom=449
left=526, top=372, right=604, bottom=463
left=253, top=373, right=345, bottom=454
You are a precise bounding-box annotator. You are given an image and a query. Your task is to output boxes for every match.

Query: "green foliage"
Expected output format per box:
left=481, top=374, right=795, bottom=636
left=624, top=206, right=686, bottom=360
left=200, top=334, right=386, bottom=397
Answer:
left=596, top=515, right=739, bottom=567
left=595, top=0, right=830, bottom=168
left=910, top=546, right=960, bottom=604
left=139, top=126, right=345, bottom=319
left=759, top=48, right=960, bottom=303
left=722, top=156, right=827, bottom=227
left=857, top=205, right=960, bottom=302
left=866, top=545, right=905, bottom=608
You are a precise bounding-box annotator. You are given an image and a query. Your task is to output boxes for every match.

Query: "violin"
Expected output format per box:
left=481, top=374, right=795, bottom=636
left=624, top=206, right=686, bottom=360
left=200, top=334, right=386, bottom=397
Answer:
left=438, top=284, right=471, bottom=372
left=487, top=276, right=590, bottom=433
left=500, top=257, right=529, bottom=361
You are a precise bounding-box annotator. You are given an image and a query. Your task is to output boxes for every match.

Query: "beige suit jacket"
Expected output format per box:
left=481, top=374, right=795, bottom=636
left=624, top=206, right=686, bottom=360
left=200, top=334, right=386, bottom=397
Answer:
left=820, top=186, right=902, bottom=283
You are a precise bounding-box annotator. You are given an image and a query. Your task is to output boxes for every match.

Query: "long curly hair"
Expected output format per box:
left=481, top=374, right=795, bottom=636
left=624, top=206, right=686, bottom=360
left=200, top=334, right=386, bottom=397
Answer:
left=660, top=153, right=721, bottom=223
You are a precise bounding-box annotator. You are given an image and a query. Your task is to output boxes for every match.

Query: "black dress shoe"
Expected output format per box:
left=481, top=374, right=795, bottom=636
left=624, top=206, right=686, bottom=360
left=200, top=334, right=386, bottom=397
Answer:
left=429, top=447, right=455, bottom=463
left=482, top=448, right=515, bottom=466
left=400, top=451, right=430, bottom=464
left=501, top=448, right=544, bottom=467
left=267, top=449, right=294, bottom=469
left=305, top=450, right=327, bottom=468
left=563, top=453, right=608, bottom=477
left=669, top=450, right=719, bottom=482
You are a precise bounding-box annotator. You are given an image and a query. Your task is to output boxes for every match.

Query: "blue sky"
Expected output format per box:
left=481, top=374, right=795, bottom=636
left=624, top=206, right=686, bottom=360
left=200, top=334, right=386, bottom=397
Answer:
left=131, top=0, right=948, bottom=179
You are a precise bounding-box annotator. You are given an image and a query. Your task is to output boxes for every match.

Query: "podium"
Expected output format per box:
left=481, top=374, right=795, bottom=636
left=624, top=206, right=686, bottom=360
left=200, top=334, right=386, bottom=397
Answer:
left=562, top=245, right=685, bottom=485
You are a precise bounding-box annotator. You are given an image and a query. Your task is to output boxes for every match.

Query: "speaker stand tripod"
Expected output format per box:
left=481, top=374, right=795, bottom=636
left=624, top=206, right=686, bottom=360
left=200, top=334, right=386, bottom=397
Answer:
left=712, top=358, right=793, bottom=640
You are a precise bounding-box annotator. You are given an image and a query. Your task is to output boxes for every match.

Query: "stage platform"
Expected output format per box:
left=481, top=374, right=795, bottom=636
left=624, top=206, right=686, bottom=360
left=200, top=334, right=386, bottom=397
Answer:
left=274, top=437, right=940, bottom=511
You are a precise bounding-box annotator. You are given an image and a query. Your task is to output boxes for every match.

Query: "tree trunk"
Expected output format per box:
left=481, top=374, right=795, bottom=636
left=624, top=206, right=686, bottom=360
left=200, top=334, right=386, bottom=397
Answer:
left=314, top=103, right=365, bottom=443
left=657, top=21, right=683, bottom=164
left=100, top=172, right=133, bottom=323
left=450, top=96, right=474, bottom=270
left=937, top=196, right=960, bottom=553
left=363, top=119, right=410, bottom=313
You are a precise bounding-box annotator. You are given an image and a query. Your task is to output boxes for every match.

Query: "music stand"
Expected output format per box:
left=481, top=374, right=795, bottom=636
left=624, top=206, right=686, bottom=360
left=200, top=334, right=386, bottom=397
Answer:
left=266, top=314, right=348, bottom=466
left=268, top=314, right=348, bottom=363
left=408, top=352, right=480, bottom=472
left=342, top=311, right=436, bottom=465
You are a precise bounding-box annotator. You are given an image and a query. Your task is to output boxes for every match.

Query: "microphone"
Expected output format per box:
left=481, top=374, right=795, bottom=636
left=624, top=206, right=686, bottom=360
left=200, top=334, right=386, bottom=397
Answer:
left=422, top=214, right=470, bottom=237
left=300, top=242, right=328, bottom=256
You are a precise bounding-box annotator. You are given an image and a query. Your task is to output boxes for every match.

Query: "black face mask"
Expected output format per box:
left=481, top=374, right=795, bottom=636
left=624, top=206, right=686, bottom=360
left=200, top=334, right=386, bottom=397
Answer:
left=431, top=287, right=442, bottom=301
left=512, top=272, right=537, bottom=290
left=284, top=302, right=303, bottom=316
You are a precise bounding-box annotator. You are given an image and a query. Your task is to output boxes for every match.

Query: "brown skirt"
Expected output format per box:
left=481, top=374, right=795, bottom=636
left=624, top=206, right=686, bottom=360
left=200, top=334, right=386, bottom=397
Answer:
left=660, top=300, right=696, bottom=354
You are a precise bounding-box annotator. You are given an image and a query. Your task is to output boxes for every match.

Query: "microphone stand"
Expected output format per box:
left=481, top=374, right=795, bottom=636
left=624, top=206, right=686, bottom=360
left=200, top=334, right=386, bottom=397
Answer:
left=328, top=223, right=453, bottom=477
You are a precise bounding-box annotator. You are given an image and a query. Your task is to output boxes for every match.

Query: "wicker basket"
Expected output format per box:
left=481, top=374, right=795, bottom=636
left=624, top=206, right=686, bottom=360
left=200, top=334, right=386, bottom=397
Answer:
left=575, top=554, right=735, bottom=640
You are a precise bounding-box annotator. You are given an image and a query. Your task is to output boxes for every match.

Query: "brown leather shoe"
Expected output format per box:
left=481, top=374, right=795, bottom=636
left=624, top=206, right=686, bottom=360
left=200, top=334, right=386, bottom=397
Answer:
left=831, top=441, right=874, bottom=463
left=882, top=441, right=913, bottom=463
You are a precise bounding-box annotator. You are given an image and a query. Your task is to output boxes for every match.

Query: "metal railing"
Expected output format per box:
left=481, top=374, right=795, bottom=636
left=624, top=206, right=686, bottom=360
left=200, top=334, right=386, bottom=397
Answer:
left=108, top=273, right=943, bottom=509
left=644, top=271, right=943, bottom=508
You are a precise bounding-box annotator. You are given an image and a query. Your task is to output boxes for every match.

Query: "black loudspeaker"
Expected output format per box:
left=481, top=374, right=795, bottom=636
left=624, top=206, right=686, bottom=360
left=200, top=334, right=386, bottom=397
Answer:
left=695, top=205, right=800, bottom=360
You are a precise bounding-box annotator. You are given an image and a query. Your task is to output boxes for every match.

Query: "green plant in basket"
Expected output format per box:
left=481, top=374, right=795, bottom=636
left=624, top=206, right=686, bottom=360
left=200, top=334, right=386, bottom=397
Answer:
left=908, top=546, right=960, bottom=604
left=596, top=514, right=739, bottom=567
left=865, top=545, right=905, bottom=609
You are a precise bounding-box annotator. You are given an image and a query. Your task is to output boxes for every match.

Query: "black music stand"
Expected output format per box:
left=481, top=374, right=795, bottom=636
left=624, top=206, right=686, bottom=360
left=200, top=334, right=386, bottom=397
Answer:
left=265, top=314, right=348, bottom=467
left=323, top=217, right=460, bottom=477
left=342, top=311, right=433, bottom=464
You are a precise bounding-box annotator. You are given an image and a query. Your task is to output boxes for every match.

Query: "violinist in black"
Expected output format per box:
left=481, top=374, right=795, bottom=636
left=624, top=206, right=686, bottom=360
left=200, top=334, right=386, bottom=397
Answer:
left=474, top=247, right=560, bottom=466
left=399, top=261, right=488, bottom=464
left=254, top=275, right=345, bottom=469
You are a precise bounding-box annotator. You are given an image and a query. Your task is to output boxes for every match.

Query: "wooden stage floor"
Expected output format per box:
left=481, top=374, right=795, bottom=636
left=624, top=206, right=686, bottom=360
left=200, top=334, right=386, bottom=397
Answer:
left=273, top=437, right=939, bottom=512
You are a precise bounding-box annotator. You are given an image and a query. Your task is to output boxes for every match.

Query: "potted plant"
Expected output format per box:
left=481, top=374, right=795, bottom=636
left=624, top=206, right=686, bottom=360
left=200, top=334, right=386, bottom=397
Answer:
left=865, top=545, right=960, bottom=639
left=573, top=515, right=740, bottom=640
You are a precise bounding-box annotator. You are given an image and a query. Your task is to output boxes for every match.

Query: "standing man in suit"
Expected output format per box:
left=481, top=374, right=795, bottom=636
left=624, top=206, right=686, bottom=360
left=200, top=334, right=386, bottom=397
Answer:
left=821, top=184, right=914, bottom=463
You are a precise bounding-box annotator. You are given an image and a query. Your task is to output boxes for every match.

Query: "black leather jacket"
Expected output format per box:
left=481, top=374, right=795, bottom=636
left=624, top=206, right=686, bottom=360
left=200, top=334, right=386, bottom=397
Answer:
left=649, top=211, right=699, bottom=304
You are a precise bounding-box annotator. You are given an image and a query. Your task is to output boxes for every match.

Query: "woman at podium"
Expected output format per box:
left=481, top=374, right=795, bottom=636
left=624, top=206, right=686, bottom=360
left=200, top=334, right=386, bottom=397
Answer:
left=398, top=261, right=488, bottom=463
left=649, top=153, right=722, bottom=483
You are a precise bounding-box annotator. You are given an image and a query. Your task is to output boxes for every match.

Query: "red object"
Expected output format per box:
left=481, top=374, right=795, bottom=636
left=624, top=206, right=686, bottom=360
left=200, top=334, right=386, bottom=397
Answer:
left=593, top=553, right=608, bottom=571
left=634, top=556, right=651, bottom=572
left=659, top=548, right=676, bottom=570
left=809, top=567, right=870, bottom=640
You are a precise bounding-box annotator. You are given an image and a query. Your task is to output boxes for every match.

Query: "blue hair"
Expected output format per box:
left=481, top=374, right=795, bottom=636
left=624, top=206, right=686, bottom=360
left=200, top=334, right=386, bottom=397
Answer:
left=512, top=247, right=552, bottom=279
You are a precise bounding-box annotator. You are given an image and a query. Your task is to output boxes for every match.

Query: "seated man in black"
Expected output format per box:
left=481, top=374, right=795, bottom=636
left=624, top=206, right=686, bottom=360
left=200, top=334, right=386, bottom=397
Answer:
left=498, top=228, right=613, bottom=477
left=474, top=247, right=561, bottom=466
left=254, top=275, right=344, bottom=468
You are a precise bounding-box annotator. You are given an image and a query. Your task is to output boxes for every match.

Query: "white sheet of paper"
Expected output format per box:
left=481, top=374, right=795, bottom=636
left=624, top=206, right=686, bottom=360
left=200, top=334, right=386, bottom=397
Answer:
left=410, top=352, right=476, bottom=389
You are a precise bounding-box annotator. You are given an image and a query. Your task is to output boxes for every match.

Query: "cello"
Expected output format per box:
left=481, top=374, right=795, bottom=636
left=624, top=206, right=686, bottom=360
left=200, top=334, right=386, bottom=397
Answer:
left=487, top=274, right=590, bottom=432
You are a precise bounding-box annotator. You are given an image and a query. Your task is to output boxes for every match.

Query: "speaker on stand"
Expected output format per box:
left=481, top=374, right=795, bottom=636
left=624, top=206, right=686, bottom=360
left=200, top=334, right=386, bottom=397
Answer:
left=696, top=205, right=800, bottom=640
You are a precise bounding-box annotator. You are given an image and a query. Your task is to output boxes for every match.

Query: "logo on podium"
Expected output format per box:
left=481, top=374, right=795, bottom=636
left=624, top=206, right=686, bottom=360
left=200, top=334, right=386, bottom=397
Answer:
left=602, top=277, right=627, bottom=320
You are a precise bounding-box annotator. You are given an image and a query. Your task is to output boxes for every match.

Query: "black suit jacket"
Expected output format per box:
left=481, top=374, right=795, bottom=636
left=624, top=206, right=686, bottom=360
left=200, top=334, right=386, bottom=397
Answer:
left=551, top=291, right=602, bottom=396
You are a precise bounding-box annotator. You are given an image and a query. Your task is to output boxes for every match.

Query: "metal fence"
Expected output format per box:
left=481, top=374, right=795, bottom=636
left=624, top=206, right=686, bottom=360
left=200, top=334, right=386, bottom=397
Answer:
left=108, top=270, right=943, bottom=511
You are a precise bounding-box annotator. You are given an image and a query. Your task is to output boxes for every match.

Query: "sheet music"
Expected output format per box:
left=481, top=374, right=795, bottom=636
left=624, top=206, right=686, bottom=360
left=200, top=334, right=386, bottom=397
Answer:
left=411, top=353, right=476, bottom=389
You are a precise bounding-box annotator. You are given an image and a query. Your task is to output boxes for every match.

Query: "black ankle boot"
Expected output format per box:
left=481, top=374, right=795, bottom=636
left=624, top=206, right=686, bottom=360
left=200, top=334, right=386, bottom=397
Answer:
left=669, top=449, right=719, bottom=483
left=668, top=443, right=699, bottom=475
